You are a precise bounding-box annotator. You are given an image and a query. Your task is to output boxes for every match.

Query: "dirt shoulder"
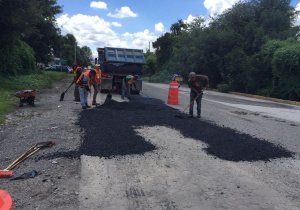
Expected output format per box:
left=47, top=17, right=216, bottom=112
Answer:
left=0, top=78, right=82, bottom=210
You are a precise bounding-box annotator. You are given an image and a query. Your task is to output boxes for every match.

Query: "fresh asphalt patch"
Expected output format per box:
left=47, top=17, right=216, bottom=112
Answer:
left=77, top=96, right=293, bottom=162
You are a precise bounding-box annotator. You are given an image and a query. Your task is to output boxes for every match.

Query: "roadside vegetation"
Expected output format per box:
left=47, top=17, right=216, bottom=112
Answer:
left=0, top=0, right=93, bottom=77
left=0, top=0, right=92, bottom=123
left=0, top=71, right=71, bottom=124
left=143, top=0, right=300, bottom=101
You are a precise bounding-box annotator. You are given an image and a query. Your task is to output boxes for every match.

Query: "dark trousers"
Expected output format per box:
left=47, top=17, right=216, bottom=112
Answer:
left=189, top=91, right=202, bottom=116
left=121, top=79, right=131, bottom=99
left=74, top=85, right=80, bottom=101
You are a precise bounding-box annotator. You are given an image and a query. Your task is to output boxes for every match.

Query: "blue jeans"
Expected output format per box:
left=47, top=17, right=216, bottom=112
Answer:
left=121, top=79, right=131, bottom=99
left=189, top=91, right=202, bottom=116
left=79, top=87, right=88, bottom=107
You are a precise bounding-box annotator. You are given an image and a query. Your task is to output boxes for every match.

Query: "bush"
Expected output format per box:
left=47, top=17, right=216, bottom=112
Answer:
left=255, top=88, right=272, bottom=97
left=272, top=44, right=300, bottom=101
left=217, top=83, right=230, bottom=93
left=0, top=39, right=36, bottom=76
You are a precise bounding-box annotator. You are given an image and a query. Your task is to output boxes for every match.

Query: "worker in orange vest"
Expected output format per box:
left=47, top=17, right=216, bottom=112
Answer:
left=92, top=64, right=102, bottom=105
left=76, top=69, right=96, bottom=109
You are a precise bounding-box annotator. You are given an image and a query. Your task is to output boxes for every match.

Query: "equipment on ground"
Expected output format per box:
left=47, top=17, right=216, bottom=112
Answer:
left=15, top=90, right=37, bottom=107
left=0, top=141, right=55, bottom=178
left=96, top=47, right=145, bottom=94
left=60, top=81, right=75, bottom=101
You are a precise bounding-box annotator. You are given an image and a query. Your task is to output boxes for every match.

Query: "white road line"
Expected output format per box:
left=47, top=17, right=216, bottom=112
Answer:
left=204, top=99, right=300, bottom=123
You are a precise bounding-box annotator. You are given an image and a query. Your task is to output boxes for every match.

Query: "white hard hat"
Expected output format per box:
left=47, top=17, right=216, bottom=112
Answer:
left=189, top=72, right=196, bottom=76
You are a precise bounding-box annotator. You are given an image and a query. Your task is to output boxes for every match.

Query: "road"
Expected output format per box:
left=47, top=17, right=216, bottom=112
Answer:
left=1, top=80, right=299, bottom=210
left=142, top=82, right=300, bottom=154
left=78, top=82, right=300, bottom=210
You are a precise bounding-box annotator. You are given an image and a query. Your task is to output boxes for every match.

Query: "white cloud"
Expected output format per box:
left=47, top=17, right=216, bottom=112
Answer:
left=155, top=22, right=164, bottom=33
left=111, top=22, right=122, bottom=27
left=107, top=6, right=138, bottom=18
left=56, top=14, right=157, bottom=57
left=122, top=29, right=157, bottom=51
left=90, top=1, right=107, bottom=10
left=295, top=2, right=300, bottom=26
left=203, top=0, right=239, bottom=16
left=184, top=14, right=197, bottom=24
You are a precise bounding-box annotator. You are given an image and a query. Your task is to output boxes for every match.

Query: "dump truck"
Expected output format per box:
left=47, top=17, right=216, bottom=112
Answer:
left=96, top=47, right=145, bottom=94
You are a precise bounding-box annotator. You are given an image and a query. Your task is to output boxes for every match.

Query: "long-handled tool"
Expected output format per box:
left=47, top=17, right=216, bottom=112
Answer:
left=104, top=91, right=112, bottom=104
left=60, top=81, right=75, bottom=101
left=175, top=93, right=202, bottom=119
left=0, top=141, right=55, bottom=178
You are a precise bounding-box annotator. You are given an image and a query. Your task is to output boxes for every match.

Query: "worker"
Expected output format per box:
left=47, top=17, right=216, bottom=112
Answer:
left=72, top=65, right=83, bottom=102
left=188, top=72, right=209, bottom=118
left=76, top=69, right=96, bottom=109
left=92, top=64, right=102, bottom=106
left=121, top=74, right=137, bottom=100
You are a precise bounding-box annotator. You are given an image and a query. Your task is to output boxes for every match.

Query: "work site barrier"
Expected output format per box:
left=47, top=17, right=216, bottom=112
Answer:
left=0, top=190, right=12, bottom=210
left=167, top=81, right=179, bottom=105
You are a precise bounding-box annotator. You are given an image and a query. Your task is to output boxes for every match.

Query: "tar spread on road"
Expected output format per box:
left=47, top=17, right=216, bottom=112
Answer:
left=71, top=96, right=293, bottom=162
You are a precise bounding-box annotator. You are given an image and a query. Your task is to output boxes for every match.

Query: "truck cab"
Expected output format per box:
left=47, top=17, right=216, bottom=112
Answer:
left=96, top=47, right=145, bottom=94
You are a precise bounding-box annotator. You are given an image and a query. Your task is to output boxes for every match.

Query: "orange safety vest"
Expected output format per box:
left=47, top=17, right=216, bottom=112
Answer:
left=76, top=70, right=92, bottom=87
left=94, top=68, right=102, bottom=84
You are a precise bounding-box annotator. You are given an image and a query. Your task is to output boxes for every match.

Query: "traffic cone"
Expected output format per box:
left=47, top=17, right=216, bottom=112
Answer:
left=167, top=81, right=179, bottom=105
left=0, top=189, right=12, bottom=210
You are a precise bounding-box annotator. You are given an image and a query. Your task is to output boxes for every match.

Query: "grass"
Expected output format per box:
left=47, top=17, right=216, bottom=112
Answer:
left=0, top=71, right=72, bottom=124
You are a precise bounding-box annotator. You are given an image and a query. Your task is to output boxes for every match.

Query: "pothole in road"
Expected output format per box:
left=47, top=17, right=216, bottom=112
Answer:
left=68, top=97, right=294, bottom=162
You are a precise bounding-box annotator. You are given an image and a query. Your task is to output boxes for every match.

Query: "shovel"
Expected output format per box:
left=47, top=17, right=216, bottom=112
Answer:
left=104, top=92, right=112, bottom=104
left=60, top=81, right=75, bottom=101
left=0, top=141, right=55, bottom=178
left=175, top=94, right=201, bottom=119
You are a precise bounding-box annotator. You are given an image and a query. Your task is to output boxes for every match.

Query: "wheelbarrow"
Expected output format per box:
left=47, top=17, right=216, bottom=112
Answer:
left=15, top=90, right=36, bottom=107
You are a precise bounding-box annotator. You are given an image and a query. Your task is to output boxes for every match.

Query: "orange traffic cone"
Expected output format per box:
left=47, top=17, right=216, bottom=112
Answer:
left=167, top=81, right=179, bottom=105
left=0, top=189, right=12, bottom=210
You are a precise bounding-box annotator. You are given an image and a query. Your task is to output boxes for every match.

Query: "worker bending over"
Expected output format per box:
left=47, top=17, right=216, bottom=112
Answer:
left=188, top=72, right=209, bottom=118
left=76, top=69, right=96, bottom=109
left=121, top=75, right=137, bottom=100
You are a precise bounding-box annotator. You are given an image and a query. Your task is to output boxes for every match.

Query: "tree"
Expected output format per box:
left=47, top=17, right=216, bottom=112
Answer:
left=78, top=46, right=93, bottom=67
left=152, top=33, right=174, bottom=67
left=170, top=19, right=187, bottom=35
left=23, top=0, right=62, bottom=64
left=143, top=51, right=157, bottom=76
left=272, top=41, right=300, bottom=100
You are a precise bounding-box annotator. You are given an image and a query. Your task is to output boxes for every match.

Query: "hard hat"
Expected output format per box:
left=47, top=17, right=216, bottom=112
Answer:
left=189, top=72, right=196, bottom=76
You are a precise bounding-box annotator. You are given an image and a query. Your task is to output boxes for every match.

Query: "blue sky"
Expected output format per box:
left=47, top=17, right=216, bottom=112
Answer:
left=56, top=0, right=300, bottom=56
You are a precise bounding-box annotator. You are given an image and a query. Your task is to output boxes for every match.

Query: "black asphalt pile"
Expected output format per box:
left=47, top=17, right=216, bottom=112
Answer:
left=79, top=96, right=294, bottom=161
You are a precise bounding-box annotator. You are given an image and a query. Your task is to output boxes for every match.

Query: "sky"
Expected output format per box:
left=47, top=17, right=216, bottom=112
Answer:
left=56, top=0, right=300, bottom=57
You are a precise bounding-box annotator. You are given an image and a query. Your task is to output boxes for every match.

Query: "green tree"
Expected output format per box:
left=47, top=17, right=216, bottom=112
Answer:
left=272, top=42, right=300, bottom=100
left=143, top=52, right=157, bottom=76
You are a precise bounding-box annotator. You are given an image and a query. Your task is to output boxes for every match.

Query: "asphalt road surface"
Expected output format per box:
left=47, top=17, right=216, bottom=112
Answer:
left=1, top=80, right=299, bottom=210
left=78, top=82, right=300, bottom=210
